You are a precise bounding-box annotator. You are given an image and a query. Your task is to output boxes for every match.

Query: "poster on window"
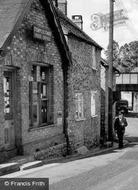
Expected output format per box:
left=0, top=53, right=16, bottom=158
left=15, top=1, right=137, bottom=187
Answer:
left=36, top=66, right=40, bottom=82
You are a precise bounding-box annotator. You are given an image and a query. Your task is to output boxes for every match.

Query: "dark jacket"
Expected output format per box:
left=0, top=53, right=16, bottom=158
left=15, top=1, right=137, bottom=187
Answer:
left=114, top=117, right=128, bottom=134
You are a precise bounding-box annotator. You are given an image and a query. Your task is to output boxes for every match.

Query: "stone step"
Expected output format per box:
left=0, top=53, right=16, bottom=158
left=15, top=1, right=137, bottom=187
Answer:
left=0, top=163, right=20, bottom=176
left=20, top=161, right=43, bottom=171
left=7, top=155, right=34, bottom=166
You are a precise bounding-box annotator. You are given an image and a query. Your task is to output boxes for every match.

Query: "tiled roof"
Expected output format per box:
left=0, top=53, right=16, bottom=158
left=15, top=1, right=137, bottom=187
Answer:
left=101, top=58, right=108, bottom=67
left=0, top=0, right=102, bottom=51
left=0, top=0, right=30, bottom=49
left=56, top=8, right=102, bottom=49
left=0, top=0, right=71, bottom=66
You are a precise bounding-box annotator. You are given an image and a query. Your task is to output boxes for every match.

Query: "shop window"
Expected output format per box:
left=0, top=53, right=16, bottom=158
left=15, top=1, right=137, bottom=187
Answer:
left=91, top=91, right=97, bottom=117
left=29, top=65, right=54, bottom=127
left=75, top=93, right=84, bottom=120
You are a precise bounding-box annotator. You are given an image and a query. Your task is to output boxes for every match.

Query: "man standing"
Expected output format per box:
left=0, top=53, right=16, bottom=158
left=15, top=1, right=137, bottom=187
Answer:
left=114, top=110, right=128, bottom=148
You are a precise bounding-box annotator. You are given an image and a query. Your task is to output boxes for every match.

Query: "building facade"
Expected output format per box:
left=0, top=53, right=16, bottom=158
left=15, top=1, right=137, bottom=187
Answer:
left=116, top=67, right=138, bottom=112
left=0, top=0, right=72, bottom=162
left=0, top=0, right=102, bottom=161
left=56, top=9, right=102, bottom=150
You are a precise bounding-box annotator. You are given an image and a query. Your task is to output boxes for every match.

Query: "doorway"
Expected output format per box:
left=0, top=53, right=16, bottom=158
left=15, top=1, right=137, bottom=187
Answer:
left=3, top=70, right=16, bottom=150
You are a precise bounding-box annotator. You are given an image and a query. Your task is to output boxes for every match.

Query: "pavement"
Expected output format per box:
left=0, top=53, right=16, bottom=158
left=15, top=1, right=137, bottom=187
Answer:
left=0, top=140, right=129, bottom=177
left=1, top=141, right=135, bottom=190
left=0, top=113, right=134, bottom=177
left=0, top=116, right=136, bottom=190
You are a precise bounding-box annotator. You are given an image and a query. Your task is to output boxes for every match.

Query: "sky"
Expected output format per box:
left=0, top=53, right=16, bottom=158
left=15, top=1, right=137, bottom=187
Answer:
left=67, top=0, right=138, bottom=55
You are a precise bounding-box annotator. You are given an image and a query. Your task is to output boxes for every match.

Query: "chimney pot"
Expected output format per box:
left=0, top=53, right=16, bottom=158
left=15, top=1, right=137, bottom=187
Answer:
left=72, top=15, right=83, bottom=30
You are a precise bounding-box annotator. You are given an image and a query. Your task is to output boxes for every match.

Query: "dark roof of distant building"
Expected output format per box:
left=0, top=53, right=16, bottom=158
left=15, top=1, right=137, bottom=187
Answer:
left=56, top=8, right=102, bottom=50
left=101, top=58, right=120, bottom=73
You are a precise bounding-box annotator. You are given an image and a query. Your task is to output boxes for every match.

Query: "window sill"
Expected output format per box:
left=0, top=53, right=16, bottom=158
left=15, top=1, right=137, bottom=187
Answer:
left=28, top=124, right=54, bottom=132
left=92, top=67, right=97, bottom=71
left=91, top=115, right=98, bottom=118
left=75, top=118, right=86, bottom=121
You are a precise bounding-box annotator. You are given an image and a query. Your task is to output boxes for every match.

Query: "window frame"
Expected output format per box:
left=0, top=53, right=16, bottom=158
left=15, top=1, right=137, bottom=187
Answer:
left=29, top=64, right=54, bottom=128
left=92, top=46, right=97, bottom=70
left=3, top=71, right=13, bottom=120
left=75, top=92, right=85, bottom=121
left=91, top=90, right=97, bottom=117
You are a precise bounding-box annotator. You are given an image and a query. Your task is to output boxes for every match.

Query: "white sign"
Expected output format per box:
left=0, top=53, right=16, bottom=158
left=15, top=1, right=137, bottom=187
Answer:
left=90, top=9, right=128, bottom=31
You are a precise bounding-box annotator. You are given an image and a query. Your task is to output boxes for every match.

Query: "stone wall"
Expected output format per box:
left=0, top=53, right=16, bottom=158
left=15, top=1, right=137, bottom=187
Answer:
left=67, top=36, right=101, bottom=150
left=0, top=0, right=66, bottom=159
left=34, top=143, right=67, bottom=160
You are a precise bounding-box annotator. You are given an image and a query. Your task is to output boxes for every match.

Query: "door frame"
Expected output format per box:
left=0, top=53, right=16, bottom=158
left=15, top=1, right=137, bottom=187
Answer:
left=3, top=66, right=20, bottom=152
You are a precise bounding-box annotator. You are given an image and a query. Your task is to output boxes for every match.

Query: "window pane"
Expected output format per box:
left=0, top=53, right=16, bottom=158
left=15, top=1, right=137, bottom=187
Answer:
left=29, top=65, right=54, bottom=127
left=91, top=91, right=96, bottom=116
left=31, top=66, right=37, bottom=81
left=122, top=74, right=130, bottom=84
left=116, top=74, right=122, bottom=84
left=4, top=75, right=11, bottom=115
left=130, top=74, right=137, bottom=84
left=37, top=66, right=41, bottom=82
left=41, top=84, right=47, bottom=99
left=40, top=67, right=47, bottom=82
left=92, top=47, right=96, bottom=69
left=41, top=100, right=47, bottom=124
left=29, top=82, right=39, bottom=126
left=32, top=104, right=38, bottom=123
left=75, top=93, right=83, bottom=119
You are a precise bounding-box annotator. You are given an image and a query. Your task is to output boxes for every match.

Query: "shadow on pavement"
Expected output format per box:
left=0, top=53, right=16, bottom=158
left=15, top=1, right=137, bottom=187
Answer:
left=45, top=143, right=134, bottom=165
left=43, top=138, right=138, bottom=166
left=125, top=136, right=138, bottom=143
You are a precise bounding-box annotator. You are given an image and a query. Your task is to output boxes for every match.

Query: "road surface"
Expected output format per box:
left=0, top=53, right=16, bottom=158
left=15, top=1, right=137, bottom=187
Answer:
left=2, top=117, right=138, bottom=190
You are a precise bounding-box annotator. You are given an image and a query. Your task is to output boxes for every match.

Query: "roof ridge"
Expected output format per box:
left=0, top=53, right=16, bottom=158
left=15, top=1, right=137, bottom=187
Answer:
left=0, top=0, right=33, bottom=50
left=56, top=8, right=102, bottom=49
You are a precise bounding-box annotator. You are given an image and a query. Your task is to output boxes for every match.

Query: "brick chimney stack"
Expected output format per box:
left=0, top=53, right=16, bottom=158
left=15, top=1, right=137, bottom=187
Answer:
left=53, top=0, right=58, bottom=7
left=72, top=15, right=83, bottom=30
left=52, top=0, right=67, bottom=16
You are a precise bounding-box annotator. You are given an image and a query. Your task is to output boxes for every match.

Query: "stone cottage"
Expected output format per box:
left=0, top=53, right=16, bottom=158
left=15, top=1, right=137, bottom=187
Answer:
left=0, top=0, right=73, bottom=162
left=55, top=8, right=102, bottom=150
left=0, top=0, right=102, bottom=161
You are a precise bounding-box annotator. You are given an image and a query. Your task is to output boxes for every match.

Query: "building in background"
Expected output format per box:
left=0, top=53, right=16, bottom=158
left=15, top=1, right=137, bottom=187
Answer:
left=116, top=67, right=138, bottom=112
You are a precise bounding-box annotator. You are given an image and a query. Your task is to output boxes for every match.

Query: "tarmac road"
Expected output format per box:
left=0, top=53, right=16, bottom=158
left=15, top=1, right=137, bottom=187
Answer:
left=2, top=117, right=138, bottom=190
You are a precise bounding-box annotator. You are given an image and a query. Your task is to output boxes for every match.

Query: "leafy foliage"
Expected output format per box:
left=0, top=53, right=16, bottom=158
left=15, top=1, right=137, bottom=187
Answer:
left=104, top=41, right=138, bottom=72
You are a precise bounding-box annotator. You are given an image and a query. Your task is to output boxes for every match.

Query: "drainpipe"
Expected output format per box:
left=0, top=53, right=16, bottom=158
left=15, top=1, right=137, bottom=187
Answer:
left=63, top=64, right=71, bottom=155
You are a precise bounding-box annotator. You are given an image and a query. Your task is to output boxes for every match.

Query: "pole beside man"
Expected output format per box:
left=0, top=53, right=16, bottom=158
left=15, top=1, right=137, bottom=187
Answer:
left=114, top=110, right=128, bottom=148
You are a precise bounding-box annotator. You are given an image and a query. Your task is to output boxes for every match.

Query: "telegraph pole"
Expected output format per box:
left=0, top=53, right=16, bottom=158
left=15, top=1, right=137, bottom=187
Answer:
left=108, top=0, right=114, bottom=143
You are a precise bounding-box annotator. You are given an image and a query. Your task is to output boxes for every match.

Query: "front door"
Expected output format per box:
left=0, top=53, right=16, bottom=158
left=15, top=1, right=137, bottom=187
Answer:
left=3, top=71, right=15, bottom=149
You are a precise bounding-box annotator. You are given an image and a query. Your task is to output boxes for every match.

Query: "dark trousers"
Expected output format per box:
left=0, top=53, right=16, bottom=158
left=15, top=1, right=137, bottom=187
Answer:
left=117, top=132, right=124, bottom=148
